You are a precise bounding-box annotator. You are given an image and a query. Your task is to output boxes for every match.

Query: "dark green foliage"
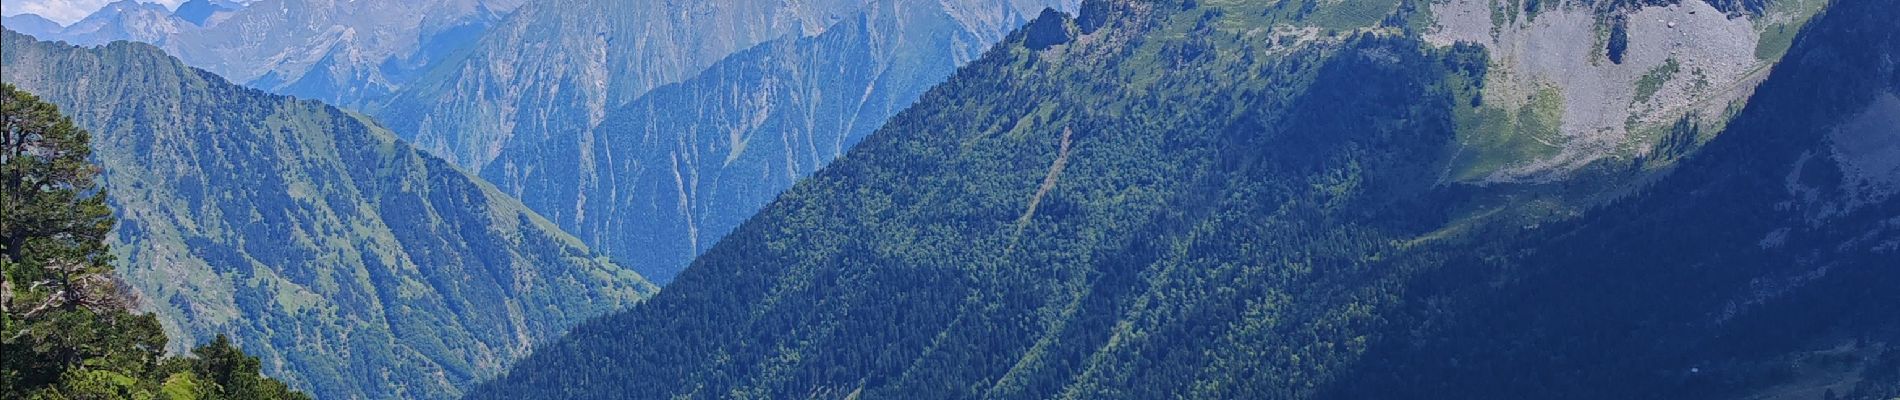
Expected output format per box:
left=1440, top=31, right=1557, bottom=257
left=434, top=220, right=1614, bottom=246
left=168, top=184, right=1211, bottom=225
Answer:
left=0, top=83, right=112, bottom=273
left=1635, top=114, right=1701, bottom=168
left=1, top=84, right=305, bottom=400
left=1, top=82, right=134, bottom=397
left=187, top=335, right=306, bottom=399
left=2, top=30, right=655, bottom=399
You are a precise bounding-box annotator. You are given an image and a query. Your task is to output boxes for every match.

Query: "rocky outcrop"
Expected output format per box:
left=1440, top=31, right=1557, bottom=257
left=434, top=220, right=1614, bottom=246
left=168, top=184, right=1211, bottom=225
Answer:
left=1024, top=8, right=1076, bottom=50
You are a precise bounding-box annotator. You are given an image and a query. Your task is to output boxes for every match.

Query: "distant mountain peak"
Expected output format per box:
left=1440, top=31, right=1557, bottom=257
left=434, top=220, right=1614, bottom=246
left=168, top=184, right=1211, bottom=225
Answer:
left=53, top=0, right=186, bottom=46
left=1, top=13, right=66, bottom=39
left=97, top=0, right=170, bottom=14
left=2, top=12, right=60, bottom=26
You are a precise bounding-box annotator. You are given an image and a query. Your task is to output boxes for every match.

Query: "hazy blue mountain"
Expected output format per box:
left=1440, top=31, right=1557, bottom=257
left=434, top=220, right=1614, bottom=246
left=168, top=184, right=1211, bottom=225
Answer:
left=170, top=0, right=527, bottom=109
left=2, top=29, right=655, bottom=400
left=13, top=0, right=524, bottom=109
left=482, top=0, right=1068, bottom=282
left=0, top=13, right=62, bottom=38
left=50, top=0, right=184, bottom=46
left=467, top=0, right=1896, bottom=398
left=369, top=0, right=884, bottom=169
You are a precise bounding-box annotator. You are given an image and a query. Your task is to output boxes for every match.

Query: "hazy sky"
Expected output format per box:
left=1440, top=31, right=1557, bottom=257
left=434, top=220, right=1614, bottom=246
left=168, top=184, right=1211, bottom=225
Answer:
left=2, top=0, right=185, bottom=25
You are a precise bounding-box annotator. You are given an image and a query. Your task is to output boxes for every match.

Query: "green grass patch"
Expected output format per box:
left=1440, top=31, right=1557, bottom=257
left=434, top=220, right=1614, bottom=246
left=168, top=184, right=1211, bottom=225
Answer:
left=1307, top=0, right=1403, bottom=31
left=1489, top=0, right=1510, bottom=36
left=1756, top=22, right=1803, bottom=61
left=162, top=372, right=207, bottom=399
left=1230, top=0, right=1401, bottom=32
left=1634, top=58, right=1681, bottom=104
left=1756, top=0, right=1831, bottom=61
left=1450, top=86, right=1566, bottom=181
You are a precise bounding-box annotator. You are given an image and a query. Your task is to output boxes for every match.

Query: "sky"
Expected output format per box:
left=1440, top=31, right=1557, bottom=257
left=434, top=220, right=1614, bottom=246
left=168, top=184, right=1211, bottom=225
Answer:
left=2, top=0, right=185, bottom=25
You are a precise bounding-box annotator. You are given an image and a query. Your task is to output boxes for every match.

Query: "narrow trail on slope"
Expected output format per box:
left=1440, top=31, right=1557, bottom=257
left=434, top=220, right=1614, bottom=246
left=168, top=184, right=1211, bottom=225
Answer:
left=1013, top=126, right=1075, bottom=245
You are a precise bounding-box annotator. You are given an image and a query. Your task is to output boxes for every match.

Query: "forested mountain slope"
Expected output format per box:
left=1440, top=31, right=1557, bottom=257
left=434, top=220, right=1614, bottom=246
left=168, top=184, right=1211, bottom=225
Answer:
left=470, top=0, right=1493, bottom=396
left=1, top=30, right=655, bottom=400
left=469, top=0, right=1895, bottom=398
left=483, top=0, right=1066, bottom=282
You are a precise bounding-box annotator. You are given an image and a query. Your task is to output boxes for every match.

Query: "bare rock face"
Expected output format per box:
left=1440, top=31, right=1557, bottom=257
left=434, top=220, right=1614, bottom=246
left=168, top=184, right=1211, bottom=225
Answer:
left=1426, top=0, right=1826, bottom=183
left=53, top=0, right=185, bottom=47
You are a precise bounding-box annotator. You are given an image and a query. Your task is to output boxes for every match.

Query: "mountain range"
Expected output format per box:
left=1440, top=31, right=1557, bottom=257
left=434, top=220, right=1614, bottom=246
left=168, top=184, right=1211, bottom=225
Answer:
left=466, top=0, right=1898, bottom=398
left=1, top=0, right=1085, bottom=395
left=367, top=0, right=881, bottom=170
left=2, top=0, right=524, bottom=109
left=1, top=30, right=655, bottom=400
left=480, top=0, right=1071, bottom=282
left=10, top=0, right=1083, bottom=283
left=4, top=0, right=1895, bottom=398
left=0, top=12, right=63, bottom=38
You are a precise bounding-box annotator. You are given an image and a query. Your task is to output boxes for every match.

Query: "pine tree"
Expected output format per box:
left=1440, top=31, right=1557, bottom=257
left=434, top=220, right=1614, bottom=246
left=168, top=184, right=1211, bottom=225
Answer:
left=191, top=335, right=308, bottom=399
left=2, top=81, right=151, bottom=397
